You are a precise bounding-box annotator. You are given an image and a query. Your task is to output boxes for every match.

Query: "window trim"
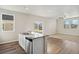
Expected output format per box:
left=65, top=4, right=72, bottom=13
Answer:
left=1, top=13, right=15, bottom=32
left=64, top=18, right=79, bottom=29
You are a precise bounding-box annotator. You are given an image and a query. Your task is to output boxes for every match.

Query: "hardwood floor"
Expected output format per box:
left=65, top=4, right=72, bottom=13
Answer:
left=47, top=37, right=79, bottom=54
left=0, top=35, right=79, bottom=54
left=0, top=41, right=26, bottom=54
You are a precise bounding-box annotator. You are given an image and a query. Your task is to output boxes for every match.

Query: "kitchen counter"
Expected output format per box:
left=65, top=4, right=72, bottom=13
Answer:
left=24, top=32, right=47, bottom=54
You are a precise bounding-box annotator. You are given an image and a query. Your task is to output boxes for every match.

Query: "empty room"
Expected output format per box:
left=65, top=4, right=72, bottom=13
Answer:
left=0, top=5, right=79, bottom=54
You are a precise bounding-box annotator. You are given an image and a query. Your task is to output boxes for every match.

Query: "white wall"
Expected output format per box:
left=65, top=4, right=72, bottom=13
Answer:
left=44, top=18, right=56, bottom=35
left=56, top=17, right=79, bottom=36
left=0, top=8, right=56, bottom=44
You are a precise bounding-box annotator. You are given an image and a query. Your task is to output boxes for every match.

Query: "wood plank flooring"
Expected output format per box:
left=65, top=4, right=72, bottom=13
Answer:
left=47, top=37, right=79, bottom=54
left=0, top=35, right=79, bottom=54
left=0, top=41, right=26, bottom=54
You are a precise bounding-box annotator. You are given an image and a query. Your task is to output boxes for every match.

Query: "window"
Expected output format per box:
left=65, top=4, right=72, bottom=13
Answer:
left=2, top=14, right=14, bottom=20
left=1, top=13, right=15, bottom=32
left=34, top=21, right=43, bottom=33
left=64, top=18, right=79, bottom=29
left=64, top=19, right=71, bottom=29
left=71, top=20, right=79, bottom=29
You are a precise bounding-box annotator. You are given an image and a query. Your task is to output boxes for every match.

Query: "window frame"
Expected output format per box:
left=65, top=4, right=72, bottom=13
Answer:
left=34, top=21, right=44, bottom=33
left=64, top=18, right=79, bottom=29
left=1, top=13, right=15, bottom=32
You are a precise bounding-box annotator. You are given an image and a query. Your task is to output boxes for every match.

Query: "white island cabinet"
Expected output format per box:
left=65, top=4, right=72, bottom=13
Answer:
left=19, top=33, right=30, bottom=52
left=19, top=32, right=47, bottom=54
left=19, top=34, right=26, bottom=50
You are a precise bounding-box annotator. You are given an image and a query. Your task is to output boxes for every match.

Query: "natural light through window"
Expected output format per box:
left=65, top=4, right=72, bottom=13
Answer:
left=0, top=13, right=15, bottom=32
left=64, top=18, right=79, bottom=29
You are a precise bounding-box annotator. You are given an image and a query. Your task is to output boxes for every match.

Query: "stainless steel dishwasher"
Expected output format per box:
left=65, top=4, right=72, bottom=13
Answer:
left=25, top=37, right=33, bottom=54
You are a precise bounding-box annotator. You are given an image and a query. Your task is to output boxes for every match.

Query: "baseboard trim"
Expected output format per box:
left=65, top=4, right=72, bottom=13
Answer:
left=0, top=40, right=18, bottom=44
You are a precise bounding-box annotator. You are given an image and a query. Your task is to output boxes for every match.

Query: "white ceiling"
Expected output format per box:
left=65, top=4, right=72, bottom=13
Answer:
left=0, top=5, right=79, bottom=18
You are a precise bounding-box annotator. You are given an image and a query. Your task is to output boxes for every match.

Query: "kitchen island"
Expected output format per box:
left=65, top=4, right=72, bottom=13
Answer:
left=25, top=32, right=48, bottom=54
left=19, top=32, right=48, bottom=54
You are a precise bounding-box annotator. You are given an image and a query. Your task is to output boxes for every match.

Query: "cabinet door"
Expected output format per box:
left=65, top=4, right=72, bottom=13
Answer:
left=19, top=34, right=25, bottom=50
left=22, top=36, right=26, bottom=50
left=19, top=34, right=23, bottom=48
